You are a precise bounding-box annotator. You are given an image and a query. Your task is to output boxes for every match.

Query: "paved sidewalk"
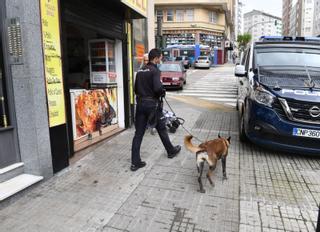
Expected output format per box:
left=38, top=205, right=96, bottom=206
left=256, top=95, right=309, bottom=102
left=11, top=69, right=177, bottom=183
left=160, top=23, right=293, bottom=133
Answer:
left=0, top=94, right=319, bottom=232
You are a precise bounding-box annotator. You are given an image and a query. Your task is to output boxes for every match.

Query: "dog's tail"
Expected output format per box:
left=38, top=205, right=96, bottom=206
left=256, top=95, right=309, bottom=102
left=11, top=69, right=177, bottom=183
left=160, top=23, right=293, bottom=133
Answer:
left=184, top=135, right=203, bottom=154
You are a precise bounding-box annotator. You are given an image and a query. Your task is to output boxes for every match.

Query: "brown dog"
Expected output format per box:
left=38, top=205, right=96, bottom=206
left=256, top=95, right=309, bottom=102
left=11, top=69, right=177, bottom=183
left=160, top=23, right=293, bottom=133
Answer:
left=184, top=134, right=231, bottom=193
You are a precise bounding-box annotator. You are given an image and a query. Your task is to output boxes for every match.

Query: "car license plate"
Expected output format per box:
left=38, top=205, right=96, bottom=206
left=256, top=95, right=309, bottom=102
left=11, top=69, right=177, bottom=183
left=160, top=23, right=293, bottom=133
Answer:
left=163, top=82, right=171, bottom=86
left=293, top=128, right=320, bottom=139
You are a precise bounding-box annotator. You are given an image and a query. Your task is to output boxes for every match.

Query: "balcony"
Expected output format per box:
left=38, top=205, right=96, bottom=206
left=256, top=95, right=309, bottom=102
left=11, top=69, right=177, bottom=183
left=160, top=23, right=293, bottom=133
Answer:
left=154, top=0, right=231, bottom=11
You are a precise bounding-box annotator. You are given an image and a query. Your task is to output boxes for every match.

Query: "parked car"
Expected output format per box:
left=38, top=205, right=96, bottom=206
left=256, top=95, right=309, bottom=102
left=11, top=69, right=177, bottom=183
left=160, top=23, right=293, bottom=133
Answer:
left=235, top=36, right=320, bottom=155
left=194, top=56, right=211, bottom=69
left=163, top=56, right=175, bottom=62
left=158, top=62, right=187, bottom=90
left=175, top=56, right=191, bottom=69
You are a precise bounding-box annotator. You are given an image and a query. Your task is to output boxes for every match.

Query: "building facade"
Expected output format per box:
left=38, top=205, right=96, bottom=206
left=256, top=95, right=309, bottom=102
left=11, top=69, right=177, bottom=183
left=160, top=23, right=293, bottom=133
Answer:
left=302, top=0, right=315, bottom=36
left=313, top=0, right=320, bottom=36
left=154, top=0, right=234, bottom=52
left=244, top=10, right=282, bottom=42
left=234, top=0, right=243, bottom=38
left=0, top=0, right=148, bottom=201
left=283, top=0, right=292, bottom=35
left=283, top=0, right=318, bottom=36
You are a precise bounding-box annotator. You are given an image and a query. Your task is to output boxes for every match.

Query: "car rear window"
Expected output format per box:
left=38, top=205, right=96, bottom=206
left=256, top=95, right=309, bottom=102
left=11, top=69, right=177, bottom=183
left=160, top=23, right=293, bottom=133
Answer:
left=158, top=64, right=182, bottom=72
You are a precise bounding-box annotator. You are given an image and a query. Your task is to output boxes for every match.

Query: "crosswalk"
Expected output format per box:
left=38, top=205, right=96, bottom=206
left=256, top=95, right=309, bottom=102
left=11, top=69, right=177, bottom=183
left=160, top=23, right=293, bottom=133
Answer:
left=169, top=66, right=238, bottom=108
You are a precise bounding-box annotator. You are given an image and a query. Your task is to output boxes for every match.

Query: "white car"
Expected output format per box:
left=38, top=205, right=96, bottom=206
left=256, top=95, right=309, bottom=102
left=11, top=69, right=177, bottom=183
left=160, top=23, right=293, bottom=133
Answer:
left=194, top=56, right=211, bottom=69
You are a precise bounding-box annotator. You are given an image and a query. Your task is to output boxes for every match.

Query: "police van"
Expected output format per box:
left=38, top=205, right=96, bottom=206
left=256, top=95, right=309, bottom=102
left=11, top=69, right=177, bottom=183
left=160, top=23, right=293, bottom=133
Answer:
left=235, top=36, right=320, bottom=154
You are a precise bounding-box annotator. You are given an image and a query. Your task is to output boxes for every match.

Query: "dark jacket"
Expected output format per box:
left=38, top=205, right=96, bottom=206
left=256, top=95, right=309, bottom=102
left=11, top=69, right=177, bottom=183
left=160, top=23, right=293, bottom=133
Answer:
left=134, top=62, right=165, bottom=100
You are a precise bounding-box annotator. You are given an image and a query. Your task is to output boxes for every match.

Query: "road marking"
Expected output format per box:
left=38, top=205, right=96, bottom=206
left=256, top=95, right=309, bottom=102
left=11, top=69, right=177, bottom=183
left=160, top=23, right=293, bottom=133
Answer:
left=177, top=67, right=238, bottom=108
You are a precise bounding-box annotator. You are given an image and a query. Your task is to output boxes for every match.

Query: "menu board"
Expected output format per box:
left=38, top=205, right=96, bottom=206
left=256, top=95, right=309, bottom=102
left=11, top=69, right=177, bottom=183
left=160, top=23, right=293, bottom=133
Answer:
left=40, top=0, right=66, bottom=127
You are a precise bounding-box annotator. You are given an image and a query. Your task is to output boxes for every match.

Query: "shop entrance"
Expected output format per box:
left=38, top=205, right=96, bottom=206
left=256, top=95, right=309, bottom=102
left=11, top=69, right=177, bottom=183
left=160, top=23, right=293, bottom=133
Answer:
left=61, top=21, right=125, bottom=156
left=0, top=5, right=20, bottom=168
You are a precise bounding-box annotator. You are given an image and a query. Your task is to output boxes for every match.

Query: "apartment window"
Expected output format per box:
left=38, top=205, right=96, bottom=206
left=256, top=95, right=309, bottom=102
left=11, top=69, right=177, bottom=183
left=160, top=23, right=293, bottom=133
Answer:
left=167, top=9, right=174, bottom=21
left=156, top=10, right=163, bottom=21
left=186, top=9, right=194, bottom=21
left=209, top=11, right=218, bottom=23
left=176, top=10, right=184, bottom=22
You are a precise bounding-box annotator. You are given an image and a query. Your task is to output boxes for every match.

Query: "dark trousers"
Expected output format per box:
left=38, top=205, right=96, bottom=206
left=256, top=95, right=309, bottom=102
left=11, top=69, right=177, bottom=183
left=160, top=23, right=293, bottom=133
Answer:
left=131, top=99, right=175, bottom=165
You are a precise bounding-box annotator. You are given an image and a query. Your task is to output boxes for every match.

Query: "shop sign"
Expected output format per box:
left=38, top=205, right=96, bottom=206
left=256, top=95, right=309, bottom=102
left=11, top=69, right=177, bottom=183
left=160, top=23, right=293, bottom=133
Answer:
left=135, top=43, right=145, bottom=60
left=91, top=72, right=117, bottom=84
left=121, top=0, right=147, bottom=17
left=40, top=0, right=66, bottom=127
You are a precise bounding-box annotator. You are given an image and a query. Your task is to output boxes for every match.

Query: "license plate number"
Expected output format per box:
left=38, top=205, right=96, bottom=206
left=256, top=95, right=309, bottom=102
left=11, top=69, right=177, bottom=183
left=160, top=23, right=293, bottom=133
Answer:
left=293, top=128, right=320, bottom=139
left=163, top=82, right=171, bottom=86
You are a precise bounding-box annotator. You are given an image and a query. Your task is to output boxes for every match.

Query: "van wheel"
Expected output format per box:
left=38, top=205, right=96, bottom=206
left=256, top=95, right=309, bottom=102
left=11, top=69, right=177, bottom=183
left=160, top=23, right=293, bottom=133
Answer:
left=239, top=112, right=247, bottom=142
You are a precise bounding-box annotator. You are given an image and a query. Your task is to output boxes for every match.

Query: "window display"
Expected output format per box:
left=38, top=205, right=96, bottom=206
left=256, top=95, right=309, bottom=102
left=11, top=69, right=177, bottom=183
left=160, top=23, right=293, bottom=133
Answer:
left=89, top=40, right=117, bottom=86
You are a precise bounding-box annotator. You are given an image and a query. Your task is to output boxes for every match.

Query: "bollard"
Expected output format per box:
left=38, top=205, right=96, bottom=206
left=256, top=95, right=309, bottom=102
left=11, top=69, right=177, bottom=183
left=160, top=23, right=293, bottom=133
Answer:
left=317, top=204, right=320, bottom=232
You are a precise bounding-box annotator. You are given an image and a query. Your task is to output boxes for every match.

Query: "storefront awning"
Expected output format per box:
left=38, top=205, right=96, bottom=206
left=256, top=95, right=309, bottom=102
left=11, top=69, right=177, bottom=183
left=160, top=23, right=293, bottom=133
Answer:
left=121, top=0, right=147, bottom=18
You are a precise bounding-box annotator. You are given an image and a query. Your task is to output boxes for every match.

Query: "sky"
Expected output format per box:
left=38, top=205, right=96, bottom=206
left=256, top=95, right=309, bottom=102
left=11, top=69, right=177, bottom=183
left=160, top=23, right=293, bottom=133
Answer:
left=242, top=0, right=282, bottom=17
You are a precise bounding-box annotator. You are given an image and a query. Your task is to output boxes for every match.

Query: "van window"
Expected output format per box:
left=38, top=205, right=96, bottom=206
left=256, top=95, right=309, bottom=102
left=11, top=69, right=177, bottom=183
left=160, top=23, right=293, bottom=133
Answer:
left=241, top=50, right=247, bottom=65
left=245, top=48, right=251, bottom=71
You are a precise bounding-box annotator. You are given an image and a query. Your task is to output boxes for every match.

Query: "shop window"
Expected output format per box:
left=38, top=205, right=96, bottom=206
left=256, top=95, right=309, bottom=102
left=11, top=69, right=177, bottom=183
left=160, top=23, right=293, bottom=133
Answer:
left=167, top=9, right=174, bottom=22
left=176, top=10, right=184, bottom=22
left=133, top=18, right=148, bottom=72
left=89, top=40, right=117, bottom=85
left=186, top=9, right=194, bottom=21
left=209, top=11, right=218, bottom=23
left=108, top=42, right=116, bottom=73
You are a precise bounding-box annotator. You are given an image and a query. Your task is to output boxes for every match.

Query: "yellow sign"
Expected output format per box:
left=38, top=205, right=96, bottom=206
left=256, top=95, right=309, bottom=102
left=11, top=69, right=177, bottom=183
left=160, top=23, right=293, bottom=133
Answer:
left=40, top=0, right=66, bottom=127
left=126, top=22, right=134, bottom=104
left=121, top=0, right=147, bottom=17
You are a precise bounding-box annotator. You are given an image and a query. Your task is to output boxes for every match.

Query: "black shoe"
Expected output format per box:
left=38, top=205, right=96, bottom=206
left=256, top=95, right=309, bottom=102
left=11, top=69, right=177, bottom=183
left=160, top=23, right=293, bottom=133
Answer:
left=130, top=161, right=146, bottom=171
left=168, top=145, right=181, bottom=158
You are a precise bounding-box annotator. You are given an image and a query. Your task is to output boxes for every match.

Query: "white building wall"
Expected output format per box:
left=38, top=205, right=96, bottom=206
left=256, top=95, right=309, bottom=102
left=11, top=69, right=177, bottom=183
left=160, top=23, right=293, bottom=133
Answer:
left=147, top=0, right=155, bottom=49
left=235, top=0, right=243, bottom=38
left=314, top=0, right=320, bottom=35
left=302, top=0, right=314, bottom=36
left=244, top=11, right=282, bottom=42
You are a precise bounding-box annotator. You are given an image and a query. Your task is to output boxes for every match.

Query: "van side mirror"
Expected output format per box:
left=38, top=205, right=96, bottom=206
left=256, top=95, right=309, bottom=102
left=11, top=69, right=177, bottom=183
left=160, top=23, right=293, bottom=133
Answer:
left=235, top=65, right=246, bottom=77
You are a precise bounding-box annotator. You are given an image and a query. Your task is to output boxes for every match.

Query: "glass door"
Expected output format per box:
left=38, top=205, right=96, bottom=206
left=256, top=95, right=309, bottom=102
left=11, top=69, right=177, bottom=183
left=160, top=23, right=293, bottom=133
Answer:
left=0, top=42, right=8, bottom=128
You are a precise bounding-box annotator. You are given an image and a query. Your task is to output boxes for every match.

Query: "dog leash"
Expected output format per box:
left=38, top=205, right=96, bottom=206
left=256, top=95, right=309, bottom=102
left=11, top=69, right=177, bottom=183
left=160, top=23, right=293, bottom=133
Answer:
left=163, top=96, right=204, bottom=143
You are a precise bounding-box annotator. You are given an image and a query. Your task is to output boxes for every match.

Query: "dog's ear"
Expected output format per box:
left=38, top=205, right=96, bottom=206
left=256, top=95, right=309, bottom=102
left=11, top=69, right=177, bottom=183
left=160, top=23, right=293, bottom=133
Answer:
left=218, top=133, right=221, bottom=138
left=227, top=137, right=231, bottom=143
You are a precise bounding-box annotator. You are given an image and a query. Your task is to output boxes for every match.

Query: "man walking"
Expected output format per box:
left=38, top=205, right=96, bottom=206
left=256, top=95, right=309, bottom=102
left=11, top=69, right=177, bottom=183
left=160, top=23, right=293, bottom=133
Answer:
left=131, top=49, right=181, bottom=171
